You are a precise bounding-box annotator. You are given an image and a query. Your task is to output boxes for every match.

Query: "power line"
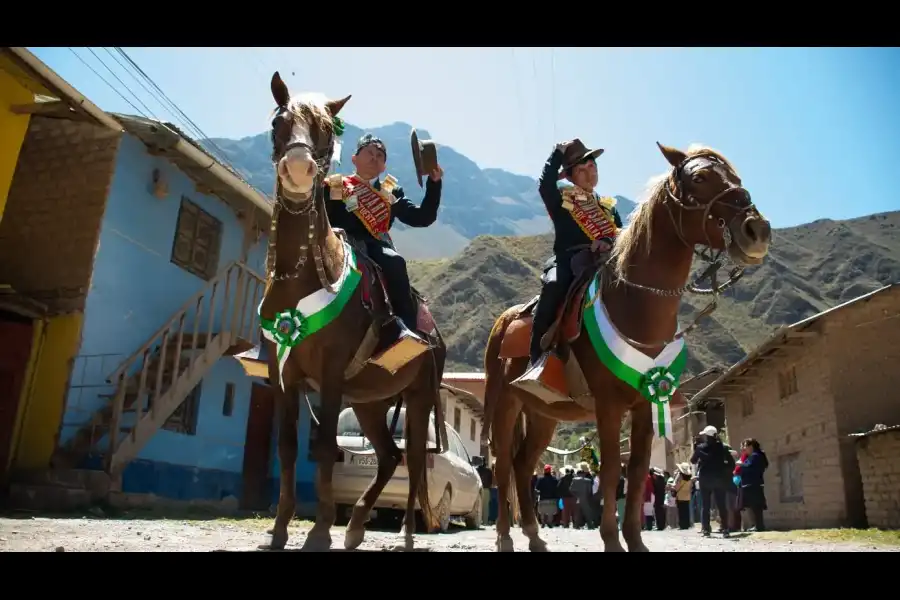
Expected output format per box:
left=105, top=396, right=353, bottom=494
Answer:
left=550, top=48, right=557, bottom=141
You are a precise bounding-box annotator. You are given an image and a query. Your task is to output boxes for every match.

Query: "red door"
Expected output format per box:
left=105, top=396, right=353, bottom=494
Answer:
left=0, top=317, right=34, bottom=477
left=241, top=382, right=276, bottom=510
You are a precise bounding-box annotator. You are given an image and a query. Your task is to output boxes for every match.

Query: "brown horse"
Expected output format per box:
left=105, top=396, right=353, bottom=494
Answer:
left=482, top=142, right=772, bottom=552
left=258, top=72, right=447, bottom=551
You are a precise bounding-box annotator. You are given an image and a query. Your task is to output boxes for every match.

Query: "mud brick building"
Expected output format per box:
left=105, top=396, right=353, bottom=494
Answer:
left=691, top=284, right=900, bottom=530
left=851, top=425, right=900, bottom=529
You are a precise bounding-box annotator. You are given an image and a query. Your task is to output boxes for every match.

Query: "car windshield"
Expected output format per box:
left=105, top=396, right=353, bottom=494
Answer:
left=336, top=407, right=406, bottom=440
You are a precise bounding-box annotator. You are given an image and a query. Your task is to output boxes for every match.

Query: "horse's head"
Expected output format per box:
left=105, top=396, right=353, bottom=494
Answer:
left=269, top=71, right=350, bottom=205
left=656, top=142, right=771, bottom=265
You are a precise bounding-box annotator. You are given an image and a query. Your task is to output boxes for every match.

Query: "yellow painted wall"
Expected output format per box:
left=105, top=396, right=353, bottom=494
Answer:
left=12, top=313, right=83, bottom=471
left=0, top=66, right=33, bottom=222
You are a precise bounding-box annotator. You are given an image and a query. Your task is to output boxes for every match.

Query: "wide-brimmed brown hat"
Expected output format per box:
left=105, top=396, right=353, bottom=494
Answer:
left=557, top=138, right=604, bottom=180
left=410, top=128, right=439, bottom=188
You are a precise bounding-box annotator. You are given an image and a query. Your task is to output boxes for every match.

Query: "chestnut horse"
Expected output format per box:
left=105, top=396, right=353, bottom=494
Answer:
left=482, top=143, right=772, bottom=552
left=259, top=72, right=447, bottom=551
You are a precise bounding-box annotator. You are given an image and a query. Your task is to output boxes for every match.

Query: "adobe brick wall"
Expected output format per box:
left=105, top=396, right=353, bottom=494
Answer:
left=826, top=291, right=900, bottom=527
left=724, top=337, right=850, bottom=529
left=855, top=430, right=900, bottom=529
left=0, top=117, right=121, bottom=314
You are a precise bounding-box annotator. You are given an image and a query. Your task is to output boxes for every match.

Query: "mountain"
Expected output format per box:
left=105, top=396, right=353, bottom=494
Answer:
left=406, top=211, right=900, bottom=374
left=204, top=122, right=636, bottom=260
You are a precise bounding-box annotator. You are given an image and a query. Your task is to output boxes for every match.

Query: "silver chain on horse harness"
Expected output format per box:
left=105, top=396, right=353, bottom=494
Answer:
left=600, top=154, right=760, bottom=349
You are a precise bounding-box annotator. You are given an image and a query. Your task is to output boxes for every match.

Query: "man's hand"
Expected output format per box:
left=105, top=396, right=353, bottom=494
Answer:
left=429, top=165, right=443, bottom=182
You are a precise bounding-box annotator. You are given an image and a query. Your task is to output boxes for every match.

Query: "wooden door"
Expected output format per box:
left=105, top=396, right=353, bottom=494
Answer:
left=241, top=382, right=276, bottom=510
left=0, top=316, right=34, bottom=476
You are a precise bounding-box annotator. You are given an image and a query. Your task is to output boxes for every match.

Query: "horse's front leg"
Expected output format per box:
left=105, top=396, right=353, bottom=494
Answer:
left=260, top=383, right=299, bottom=550
left=300, top=362, right=344, bottom=552
left=343, top=400, right=401, bottom=550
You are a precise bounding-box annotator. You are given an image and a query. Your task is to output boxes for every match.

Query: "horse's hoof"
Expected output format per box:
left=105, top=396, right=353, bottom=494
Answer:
left=604, top=543, right=627, bottom=552
left=300, top=532, right=332, bottom=552
left=258, top=532, right=288, bottom=550
left=392, top=535, right=415, bottom=552
left=344, top=527, right=365, bottom=550
left=496, top=536, right=515, bottom=552
left=528, top=538, right=549, bottom=552
left=627, top=543, right=650, bottom=553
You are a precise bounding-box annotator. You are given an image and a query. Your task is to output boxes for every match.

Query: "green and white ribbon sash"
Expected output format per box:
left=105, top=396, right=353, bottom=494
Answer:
left=259, top=241, right=361, bottom=389
left=583, top=275, right=688, bottom=439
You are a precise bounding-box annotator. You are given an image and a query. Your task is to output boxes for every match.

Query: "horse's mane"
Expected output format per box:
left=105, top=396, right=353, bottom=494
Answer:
left=268, top=91, right=335, bottom=137
left=610, top=144, right=737, bottom=278
left=288, top=92, right=335, bottom=136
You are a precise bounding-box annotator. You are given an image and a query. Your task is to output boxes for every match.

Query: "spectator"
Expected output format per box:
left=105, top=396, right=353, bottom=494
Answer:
left=570, top=463, right=595, bottom=528
left=474, top=456, right=493, bottom=527
left=616, top=463, right=627, bottom=530
left=643, top=472, right=656, bottom=530
left=690, top=425, right=735, bottom=538
left=535, top=464, right=560, bottom=527
left=672, top=462, right=694, bottom=530
left=558, top=467, right=576, bottom=528
left=650, top=467, right=668, bottom=530
left=736, top=438, right=769, bottom=532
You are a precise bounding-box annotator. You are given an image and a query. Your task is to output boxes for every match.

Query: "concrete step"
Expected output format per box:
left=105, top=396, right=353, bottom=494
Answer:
left=14, top=469, right=111, bottom=498
left=6, top=482, right=94, bottom=512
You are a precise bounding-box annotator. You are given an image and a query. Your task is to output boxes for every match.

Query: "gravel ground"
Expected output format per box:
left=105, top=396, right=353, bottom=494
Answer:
left=2, top=515, right=897, bottom=552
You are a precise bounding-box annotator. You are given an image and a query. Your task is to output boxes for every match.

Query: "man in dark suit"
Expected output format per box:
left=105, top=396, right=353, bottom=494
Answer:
left=325, top=133, right=443, bottom=334
left=528, top=139, right=623, bottom=368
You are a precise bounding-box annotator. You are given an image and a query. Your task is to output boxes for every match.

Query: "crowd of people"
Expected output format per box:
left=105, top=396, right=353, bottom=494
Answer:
left=514, top=426, right=770, bottom=536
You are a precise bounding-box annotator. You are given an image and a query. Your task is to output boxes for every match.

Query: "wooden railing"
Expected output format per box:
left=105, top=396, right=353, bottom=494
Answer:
left=100, top=261, right=265, bottom=474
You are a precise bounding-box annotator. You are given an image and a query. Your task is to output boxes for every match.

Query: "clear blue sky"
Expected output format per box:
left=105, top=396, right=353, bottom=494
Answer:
left=30, top=47, right=900, bottom=228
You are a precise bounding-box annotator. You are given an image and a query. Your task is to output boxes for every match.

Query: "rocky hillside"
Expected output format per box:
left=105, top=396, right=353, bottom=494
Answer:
left=408, top=211, right=900, bottom=373
left=204, top=122, right=636, bottom=260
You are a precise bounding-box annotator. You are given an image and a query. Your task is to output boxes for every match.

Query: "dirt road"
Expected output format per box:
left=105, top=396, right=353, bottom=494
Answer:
left=2, top=515, right=897, bottom=552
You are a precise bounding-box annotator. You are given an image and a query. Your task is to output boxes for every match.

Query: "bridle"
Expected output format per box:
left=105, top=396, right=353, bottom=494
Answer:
left=266, top=106, right=340, bottom=293
left=598, top=154, right=763, bottom=349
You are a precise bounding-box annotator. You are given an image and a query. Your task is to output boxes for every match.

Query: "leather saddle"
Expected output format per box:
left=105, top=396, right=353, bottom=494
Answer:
left=501, top=240, right=612, bottom=360
left=340, top=230, right=436, bottom=337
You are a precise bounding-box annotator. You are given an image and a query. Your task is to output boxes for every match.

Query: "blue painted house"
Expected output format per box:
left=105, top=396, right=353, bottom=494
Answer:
left=10, top=105, right=323, bottom=509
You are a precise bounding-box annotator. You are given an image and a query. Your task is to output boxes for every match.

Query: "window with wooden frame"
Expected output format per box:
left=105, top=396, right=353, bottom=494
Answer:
left=470, top=417, right=477, bottom=442
left=453, top=407, right=461, bottom=433
left=171, top=197, right=223, bottom=281
left=162, top=381, right=202, bottom=436
left=778, top=452, right=803, bottom=503
left=778, top=366, right=799, bottom=400
left=741, top=392, right=755, bottom=418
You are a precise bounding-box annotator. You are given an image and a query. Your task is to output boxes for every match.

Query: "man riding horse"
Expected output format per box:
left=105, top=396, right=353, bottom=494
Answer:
left=528, top=139, right=624, bottom=370
left=324, top=132, right=443, bottom=340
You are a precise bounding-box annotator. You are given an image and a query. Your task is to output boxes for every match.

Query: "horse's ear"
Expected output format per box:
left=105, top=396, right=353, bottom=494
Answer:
left=325, top=95, right=351, bottom=117
left=656, top=142, right=688, bottom=168
left=271, top=71, right=290, bottom=108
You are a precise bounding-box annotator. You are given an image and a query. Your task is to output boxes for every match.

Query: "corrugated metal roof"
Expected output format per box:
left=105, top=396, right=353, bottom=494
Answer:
left=849, top=424, right=900, bottom=440
left=691, top=283, right=899, bottom=404
left=443, top=372, right=485, bottom=381
left=110, top=112, right=273, bottom=222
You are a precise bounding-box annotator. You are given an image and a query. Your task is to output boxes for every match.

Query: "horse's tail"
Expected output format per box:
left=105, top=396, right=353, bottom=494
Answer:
left=482, top=306, right=519, bottom=448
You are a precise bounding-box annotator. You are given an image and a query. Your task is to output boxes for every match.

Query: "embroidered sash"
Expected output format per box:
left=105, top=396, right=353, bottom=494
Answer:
left=561, top=188, right=619, bottom=240
left=338, top=175, right=396, bottom=236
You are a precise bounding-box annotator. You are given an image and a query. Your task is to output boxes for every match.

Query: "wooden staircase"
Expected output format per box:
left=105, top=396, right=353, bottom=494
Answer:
left=53, top=261, right=265, bottom=477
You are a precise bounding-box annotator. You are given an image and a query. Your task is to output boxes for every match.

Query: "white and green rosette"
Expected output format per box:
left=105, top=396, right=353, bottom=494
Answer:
left=258, top=241, right=361, bottom=389
left=583, top=274, right=688, bottom=439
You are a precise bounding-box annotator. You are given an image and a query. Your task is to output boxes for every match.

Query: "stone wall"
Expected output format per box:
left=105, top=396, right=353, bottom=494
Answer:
left=855, top=428, right=900, bottom=529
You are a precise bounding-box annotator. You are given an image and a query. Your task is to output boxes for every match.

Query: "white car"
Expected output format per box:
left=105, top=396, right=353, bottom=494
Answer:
left=332, top=405, right=483, bottom=532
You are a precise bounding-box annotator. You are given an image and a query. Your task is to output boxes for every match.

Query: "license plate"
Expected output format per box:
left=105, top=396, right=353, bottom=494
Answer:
left=352, top=454, right=378, bottom=467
